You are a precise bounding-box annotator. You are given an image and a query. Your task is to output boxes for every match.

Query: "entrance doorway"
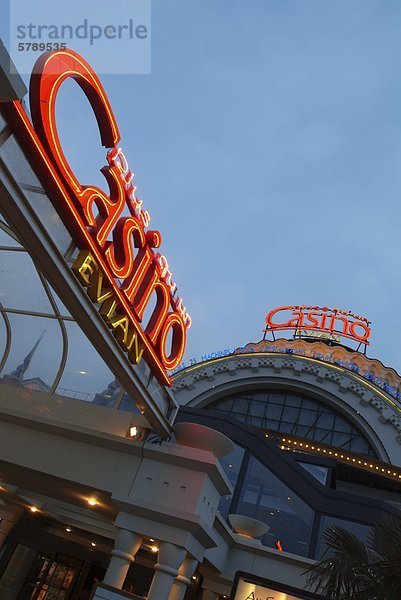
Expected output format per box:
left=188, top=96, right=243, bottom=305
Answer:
left=0, top=544, right=89, bottom=600
left=21, top=551, right=81, bottom=599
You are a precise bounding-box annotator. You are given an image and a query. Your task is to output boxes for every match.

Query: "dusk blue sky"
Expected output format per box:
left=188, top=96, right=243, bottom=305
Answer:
left=4, top=1, right=401, bottom=373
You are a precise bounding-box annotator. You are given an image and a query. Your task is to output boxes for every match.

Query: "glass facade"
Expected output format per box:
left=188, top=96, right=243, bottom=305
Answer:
left=215, top=443, right=318, bottom=556
left=0, top=219, right=133, bottom=409
left=0, top=218, right=117, bottom=402
left=297, top=461, right=329, bottom=485
left=236, top=456, right=314, bottom=556
left=315, top=515, right=374, bottom=559
left=190, top=386, right=379, bottom=558
left=217, top=444, right=245, bottom=519
left=208, top=390, right=377, bottom=457
left=0, top=217, right=176, bottom=417
left=211, top=434, right=376, bottom=558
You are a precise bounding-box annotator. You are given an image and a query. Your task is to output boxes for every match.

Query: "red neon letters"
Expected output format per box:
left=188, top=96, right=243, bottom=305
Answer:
left=265, top=305, right=371, bottom=346
left=2, top=50, right=190, bottom=384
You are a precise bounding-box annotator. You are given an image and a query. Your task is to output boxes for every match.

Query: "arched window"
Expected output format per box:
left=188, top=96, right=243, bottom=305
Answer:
left=206, top=389, right=377, bottom=457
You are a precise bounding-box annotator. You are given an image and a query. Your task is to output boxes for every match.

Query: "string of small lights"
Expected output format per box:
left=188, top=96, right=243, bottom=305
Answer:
left=263, top=431, right=401, bottom=483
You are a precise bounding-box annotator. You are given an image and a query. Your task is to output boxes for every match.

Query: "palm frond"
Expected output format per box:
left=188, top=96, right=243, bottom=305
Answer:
left=305, top=525, right=380, bottom=599
left=373, top=516, right=401, bottom=599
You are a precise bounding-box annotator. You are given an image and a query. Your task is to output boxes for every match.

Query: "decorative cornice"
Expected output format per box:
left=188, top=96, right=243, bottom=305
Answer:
left=172, top=351, right=401, bottom=460
left=237, top=339, right=401, bottom=403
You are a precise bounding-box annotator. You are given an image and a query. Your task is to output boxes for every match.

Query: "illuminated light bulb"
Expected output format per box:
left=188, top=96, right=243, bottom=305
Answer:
left=30, top=506, right=38, bottom=513
left=129, top=426, right=138, bottom=437
left=66, top=528, right=71, bottom=532
left=192, top=576, right=197, bottom=580
left=149, top=538, right=155, bottom=542
left=151, top=545, right=159, bottom=553
left=91, top=542, right=96, bottom=547
left=87, top=498, right=97, bottom=506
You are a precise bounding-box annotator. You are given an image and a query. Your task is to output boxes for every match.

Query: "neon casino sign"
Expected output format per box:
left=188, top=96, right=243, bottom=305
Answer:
left=264, top=305, right=371, bottom=350
left=1, top=49, right=190, bottom=385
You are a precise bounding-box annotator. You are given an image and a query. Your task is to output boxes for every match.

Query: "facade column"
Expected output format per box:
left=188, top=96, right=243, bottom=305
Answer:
left=0, top=503, right=23, bottom=550
left=168, top=555, right=198, bottom=600
left=103, top=528, right=143, bottom=589
left=202, top=590, right=220, bottom=600
left=147, top=542, right=186, bottom=600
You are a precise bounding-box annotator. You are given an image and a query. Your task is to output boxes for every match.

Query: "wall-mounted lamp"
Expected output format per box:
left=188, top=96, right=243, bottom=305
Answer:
left=127, top=425, right=147, bottom=441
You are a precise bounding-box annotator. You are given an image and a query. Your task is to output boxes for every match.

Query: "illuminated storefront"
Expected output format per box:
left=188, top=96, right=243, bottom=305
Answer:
left=0, top=42, right=400, bottom=600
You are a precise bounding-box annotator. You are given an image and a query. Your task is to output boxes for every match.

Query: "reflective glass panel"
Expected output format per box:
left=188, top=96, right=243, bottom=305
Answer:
left=316, top=515, right=373, bottom=559
left=0, top=223, right=22, bottom=248
left=235, top=456, right=314, bottom=556
left=48, top=284, right=72, bottom=318
left=0, top=136, right=72, bottom=255
left=0, top=249, right=54, bottom=313
left=118, top=392, right=142, bottom=412
left=207, top=390, right=377, bottom=457
left=297, top=461, right=329, bottom=485
left=55, top=321, right=115, bottom=403
left=218, top=444, right=245, bottom=519
left=0, top=313, right=63, bottom=392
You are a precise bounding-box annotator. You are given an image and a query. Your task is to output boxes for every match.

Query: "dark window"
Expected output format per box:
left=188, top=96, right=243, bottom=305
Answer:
left=218, top=444, right=245, bottom=519
left=235, top=457, right=314, bottom=556
left=207, top=390, right=377, bottom=457
left=266, top=404, right=283, bottom=419
left=298, top=410, right=316, bottom=426
left=316, top=515, right=374, bottom=559
left=297, top=461, right=329, bottom=485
